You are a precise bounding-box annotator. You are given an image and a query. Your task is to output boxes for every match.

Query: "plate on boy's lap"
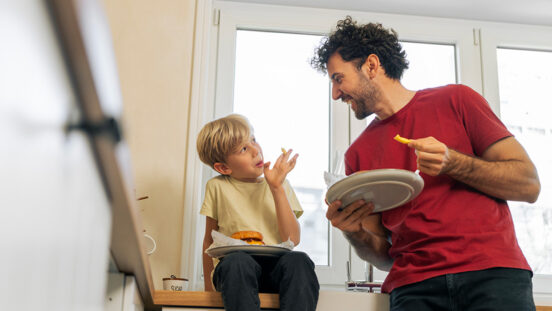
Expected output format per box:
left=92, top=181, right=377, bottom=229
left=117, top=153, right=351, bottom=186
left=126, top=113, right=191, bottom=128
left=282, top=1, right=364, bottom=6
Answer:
left=206, top=245, right=291, bottom=258
left=325, top=169, right=424, bottom=213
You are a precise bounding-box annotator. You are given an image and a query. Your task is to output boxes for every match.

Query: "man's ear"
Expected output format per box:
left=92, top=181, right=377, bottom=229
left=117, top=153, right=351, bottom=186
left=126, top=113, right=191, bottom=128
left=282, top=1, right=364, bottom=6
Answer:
left=213, top=162, right=232, bottom=175
left=361, top=54, right=381, bottom=79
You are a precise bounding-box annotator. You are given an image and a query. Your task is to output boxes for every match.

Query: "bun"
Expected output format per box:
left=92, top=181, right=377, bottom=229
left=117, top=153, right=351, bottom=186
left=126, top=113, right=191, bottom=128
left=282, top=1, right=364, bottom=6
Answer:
left=231, top=231, right=265, bottom=245
left=242, top=239, right=264, bottom=245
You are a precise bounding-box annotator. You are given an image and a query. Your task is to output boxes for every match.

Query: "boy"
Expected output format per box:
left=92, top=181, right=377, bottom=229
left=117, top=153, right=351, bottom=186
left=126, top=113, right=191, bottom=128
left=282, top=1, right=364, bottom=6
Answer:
left=196, top=114, right=319, bottom=311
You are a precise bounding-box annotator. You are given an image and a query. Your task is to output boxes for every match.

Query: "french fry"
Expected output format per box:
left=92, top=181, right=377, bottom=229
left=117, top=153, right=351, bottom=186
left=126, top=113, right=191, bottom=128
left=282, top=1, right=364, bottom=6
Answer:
left=394, top=134, right=411, bottom=144
left=281, top=147, right=287, bottom=155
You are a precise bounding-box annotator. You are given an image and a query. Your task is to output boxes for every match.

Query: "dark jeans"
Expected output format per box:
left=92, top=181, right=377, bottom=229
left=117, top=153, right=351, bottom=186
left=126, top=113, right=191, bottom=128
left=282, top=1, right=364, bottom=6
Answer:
left=390, top=267, right=535, bottom=311
left=213, top=251, right=319, bottom=311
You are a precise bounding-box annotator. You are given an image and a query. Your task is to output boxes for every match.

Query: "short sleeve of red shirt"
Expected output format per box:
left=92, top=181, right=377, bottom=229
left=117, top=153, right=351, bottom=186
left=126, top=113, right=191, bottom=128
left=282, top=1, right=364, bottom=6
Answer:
left=450, top=84, right=512, bottom=156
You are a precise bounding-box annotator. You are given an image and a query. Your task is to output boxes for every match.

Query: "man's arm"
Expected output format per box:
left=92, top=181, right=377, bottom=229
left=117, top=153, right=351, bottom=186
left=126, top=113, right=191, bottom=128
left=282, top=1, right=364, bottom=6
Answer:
left=410, top=136, right=540, bottom=202
left=326, top=199, right=393, bottom=271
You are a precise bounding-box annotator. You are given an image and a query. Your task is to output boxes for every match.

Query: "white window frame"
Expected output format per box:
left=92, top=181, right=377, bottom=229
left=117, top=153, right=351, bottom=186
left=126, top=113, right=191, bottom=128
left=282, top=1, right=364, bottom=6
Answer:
left=185, top=1, right=552, bottom=300
left=479, top=22, right=552, bottom=305
left=480, top=23, right=552, bottom=113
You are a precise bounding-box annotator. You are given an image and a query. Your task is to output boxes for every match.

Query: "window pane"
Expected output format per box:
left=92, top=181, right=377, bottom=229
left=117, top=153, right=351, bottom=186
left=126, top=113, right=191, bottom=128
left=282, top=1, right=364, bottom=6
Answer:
left=401, top=42, right=457, bottom=90
left=497, top=48, right=552, bottom=274
left=233, top=30, right=330, bottom=265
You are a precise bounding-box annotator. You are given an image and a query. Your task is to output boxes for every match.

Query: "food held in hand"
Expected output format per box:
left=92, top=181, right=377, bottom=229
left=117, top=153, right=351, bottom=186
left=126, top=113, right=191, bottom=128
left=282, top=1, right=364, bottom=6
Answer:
left=231, top=231, right=265, bottom=245
left=394, top=134, right=411, bottom=144
left=281, top=147, right=287, bottom=155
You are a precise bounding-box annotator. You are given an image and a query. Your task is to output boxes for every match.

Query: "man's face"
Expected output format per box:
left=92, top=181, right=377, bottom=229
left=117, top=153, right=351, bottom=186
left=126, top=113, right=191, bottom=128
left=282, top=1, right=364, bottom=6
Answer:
left=327, top=53, right=382, bottom=120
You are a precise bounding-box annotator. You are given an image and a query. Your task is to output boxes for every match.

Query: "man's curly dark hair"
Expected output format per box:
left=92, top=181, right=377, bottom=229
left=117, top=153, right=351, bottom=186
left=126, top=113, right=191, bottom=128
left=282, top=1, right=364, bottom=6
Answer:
left=311, top=16, right=409, bottom=80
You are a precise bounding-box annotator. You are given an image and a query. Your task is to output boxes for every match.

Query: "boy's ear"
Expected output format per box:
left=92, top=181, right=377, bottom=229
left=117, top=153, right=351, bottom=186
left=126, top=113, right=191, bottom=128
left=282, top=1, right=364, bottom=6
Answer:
left=213, top=162, right=232, bottom=175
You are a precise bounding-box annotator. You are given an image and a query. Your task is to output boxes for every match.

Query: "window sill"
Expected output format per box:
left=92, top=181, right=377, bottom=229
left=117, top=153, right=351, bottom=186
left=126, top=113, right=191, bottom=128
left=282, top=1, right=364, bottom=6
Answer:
left=154, top=290, right=389, bottom=310
left=154, top=290, right=279, bottom=308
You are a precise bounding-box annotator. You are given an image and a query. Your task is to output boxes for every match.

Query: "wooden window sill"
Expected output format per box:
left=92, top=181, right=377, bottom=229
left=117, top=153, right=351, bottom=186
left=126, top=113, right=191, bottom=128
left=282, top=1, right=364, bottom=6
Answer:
left=153, top=290, right=552, bottom=311
left=154, top=290, right=279, bottom=309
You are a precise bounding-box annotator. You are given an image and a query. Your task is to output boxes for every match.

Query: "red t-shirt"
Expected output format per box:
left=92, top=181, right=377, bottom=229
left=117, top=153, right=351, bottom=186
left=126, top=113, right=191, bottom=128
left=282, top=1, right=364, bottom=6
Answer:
left=345, top=84, right=531, bottom=293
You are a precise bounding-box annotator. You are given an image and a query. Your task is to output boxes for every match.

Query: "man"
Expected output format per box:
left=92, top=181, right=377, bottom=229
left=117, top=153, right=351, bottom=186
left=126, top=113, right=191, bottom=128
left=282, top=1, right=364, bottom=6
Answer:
left=312, top=16, right=540, bottom=310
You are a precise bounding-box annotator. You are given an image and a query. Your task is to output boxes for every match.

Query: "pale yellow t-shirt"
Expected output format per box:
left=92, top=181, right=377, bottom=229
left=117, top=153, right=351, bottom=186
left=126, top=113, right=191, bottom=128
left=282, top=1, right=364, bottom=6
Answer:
left=200, top=175, right=303, bottom=246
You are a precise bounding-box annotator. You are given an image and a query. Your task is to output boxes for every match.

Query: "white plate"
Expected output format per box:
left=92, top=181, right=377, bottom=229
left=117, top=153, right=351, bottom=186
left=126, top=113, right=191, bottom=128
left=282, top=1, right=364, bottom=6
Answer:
left=325, top=169, right=424, bottom=213
left=205, top=245, right=292, bottom=258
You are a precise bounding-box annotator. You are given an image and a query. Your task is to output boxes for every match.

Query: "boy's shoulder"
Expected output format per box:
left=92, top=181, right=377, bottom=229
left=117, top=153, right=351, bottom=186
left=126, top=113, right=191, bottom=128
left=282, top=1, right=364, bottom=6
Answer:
left=207, top=175, right=272, bottom=187
left=206, top=175, right=230, bottom=187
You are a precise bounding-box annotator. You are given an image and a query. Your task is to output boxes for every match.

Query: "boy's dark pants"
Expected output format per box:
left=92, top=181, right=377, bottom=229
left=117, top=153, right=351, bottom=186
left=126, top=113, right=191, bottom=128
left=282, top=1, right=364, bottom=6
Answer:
left=213, top=251, right=319, bottom=311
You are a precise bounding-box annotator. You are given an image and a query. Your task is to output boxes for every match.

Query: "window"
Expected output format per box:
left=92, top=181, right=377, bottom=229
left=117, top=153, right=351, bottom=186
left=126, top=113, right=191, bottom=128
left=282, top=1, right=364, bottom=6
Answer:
left=480, top=26, right=552, bottom=301
left=233, top=30, right=330, bottom=265
left=400, top=42, right=456, bottom=90
left=497, top=48, right=552, bottom=274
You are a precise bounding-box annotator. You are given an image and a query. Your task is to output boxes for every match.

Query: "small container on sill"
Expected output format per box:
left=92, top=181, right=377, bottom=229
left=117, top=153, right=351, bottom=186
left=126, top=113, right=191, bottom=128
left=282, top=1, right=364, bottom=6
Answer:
left=163, top=275, right=189, bottom=291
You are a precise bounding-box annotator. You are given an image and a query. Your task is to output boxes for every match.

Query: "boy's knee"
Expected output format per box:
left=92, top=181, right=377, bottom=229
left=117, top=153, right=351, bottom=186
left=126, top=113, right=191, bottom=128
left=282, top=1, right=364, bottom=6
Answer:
left=221, top=251, right=254, bottom=263
left=214, top=252, right=261, bottom=285
left=214, top=251, right=262, bottom=294
left=219, top=251, right=258, bottom=270
left=275, top=252, right=319, bottom=296
left=280, top=251, right=315, bottom=269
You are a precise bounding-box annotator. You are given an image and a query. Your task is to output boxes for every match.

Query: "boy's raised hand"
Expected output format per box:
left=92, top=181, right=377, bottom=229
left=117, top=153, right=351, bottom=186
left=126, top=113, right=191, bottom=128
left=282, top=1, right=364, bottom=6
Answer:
left=263, top=148, right=299, bottom=188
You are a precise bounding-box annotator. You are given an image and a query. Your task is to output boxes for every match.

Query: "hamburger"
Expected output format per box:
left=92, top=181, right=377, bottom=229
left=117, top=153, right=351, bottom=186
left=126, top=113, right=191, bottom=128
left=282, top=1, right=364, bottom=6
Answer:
left=231, top=231, right=265, bottom=245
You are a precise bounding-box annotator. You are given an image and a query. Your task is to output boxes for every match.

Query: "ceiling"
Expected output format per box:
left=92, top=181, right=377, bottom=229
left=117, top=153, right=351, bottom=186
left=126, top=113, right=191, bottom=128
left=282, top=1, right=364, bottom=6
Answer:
left=218, top=0, right=552, bottom=27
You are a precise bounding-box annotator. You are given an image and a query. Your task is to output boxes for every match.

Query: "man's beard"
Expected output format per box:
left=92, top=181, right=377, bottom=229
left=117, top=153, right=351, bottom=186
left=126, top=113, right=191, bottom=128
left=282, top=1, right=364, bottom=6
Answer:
left=350, top=74, right=381, bottom=120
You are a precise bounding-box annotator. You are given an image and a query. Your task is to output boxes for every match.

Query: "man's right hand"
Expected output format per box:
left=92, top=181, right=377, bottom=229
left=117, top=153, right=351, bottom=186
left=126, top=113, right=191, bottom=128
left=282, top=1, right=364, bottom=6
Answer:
left=326, top=199, right=393, bottom=270
left=325, top=199, right=376, bottom=233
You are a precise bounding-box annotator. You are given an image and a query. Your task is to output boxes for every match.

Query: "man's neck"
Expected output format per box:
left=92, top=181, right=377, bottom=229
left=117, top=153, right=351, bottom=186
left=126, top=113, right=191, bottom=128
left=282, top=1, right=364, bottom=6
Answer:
left=375, top=79, right=416, bottom=120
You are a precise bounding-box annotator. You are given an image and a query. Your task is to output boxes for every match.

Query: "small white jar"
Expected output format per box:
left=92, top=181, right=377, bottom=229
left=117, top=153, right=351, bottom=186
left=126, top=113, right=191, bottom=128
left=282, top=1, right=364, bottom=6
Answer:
left=162, top=275, right=189, bottom=291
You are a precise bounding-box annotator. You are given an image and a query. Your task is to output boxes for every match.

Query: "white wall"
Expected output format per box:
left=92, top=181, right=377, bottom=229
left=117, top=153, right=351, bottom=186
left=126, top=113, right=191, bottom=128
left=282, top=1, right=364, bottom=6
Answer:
left=102, top=0, right=198, bottom=290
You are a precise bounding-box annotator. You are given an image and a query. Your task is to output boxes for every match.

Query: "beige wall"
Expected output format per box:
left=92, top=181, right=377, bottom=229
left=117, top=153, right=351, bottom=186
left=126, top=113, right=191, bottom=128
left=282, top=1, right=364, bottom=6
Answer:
left=102, top=0, right=197, bottom=289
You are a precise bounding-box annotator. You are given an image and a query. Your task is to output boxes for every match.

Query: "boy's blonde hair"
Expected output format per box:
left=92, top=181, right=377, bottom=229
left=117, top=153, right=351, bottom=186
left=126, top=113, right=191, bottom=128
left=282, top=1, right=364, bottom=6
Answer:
left=196, top=114, right=252, bottom=168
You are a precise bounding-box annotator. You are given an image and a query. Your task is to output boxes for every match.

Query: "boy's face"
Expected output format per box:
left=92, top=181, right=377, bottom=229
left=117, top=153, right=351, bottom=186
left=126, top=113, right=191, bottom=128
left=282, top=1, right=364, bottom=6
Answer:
left=217, top=136, right=264, bottom=182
